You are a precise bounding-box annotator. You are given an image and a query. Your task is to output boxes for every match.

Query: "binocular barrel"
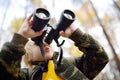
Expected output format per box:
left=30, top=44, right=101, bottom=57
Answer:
left=32, top=8, right=50, bottom=31
left=45, top=9, right=75, bottom=44
left=56, top=9, right=75, bottom=31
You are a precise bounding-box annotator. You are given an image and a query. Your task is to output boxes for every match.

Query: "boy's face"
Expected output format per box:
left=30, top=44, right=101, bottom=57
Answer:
left=24, top=40, right=54, bottom=62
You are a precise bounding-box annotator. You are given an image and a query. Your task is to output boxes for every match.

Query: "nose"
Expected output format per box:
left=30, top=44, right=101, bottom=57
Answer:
left=43, top=41, right=49, bottom=47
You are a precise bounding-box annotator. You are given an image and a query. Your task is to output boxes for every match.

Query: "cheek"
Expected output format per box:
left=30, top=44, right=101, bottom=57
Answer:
left=31, top=46, right=44, bottom=61
left=45, top=48, right=54, bottom=60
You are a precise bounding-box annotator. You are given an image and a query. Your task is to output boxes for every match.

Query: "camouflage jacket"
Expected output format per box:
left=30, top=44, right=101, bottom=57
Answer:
left=0, top=29, right=109, bottom=80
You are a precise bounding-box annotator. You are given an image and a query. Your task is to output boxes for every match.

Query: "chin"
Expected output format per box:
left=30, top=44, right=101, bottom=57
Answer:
left=46, top=54, right=53, bottom=60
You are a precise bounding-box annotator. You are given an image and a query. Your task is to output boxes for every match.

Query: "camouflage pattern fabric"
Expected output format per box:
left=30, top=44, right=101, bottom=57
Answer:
left=53, top=52, right=89, bottom=80
left=0, top=28, right=109, bottom=80
left=69, top=29, right=109, bottom=79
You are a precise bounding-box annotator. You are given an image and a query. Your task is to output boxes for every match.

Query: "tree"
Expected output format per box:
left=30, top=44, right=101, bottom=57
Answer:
left=30, top=0, right=47, bottom=8
left=112, top=0, right=120, bottom=11
left=10, top=17, right=25, bottom=32
left=89, top=0, right=120, bottom=73
left=0, top=0, right=11, bottom=31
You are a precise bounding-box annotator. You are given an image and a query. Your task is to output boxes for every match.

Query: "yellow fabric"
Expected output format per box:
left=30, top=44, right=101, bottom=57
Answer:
left=70, top=43, right=83, bottom=57
left=42, top=60, right=62, bottom=80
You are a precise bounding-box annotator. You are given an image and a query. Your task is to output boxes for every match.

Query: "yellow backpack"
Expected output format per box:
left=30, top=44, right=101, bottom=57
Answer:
left=42, top=60, right=62, bottom=80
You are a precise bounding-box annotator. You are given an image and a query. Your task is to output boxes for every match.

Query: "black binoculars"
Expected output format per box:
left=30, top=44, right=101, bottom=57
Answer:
left=32, top=8, right=76, bottom=46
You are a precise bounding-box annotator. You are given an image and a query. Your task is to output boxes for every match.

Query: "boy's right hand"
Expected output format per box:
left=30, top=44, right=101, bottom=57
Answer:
left=18, top=13, right=44, bottom=38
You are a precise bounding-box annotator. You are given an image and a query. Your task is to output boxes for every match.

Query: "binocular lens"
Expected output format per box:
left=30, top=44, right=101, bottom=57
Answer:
left=64, top=13, right=73, bottom=19
left=36, top=13, right=48, bottom=19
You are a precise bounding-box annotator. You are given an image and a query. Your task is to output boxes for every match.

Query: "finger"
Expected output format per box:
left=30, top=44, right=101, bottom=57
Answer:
left=59, top=31, right=65, bottom=36
left=27, top=13, right=33, bottom=21
left=29, top=20, right=33, bottom=28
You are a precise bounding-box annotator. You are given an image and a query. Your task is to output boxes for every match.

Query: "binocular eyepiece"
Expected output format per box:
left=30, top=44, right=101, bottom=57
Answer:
left=32, top=8, right=76, bottom=45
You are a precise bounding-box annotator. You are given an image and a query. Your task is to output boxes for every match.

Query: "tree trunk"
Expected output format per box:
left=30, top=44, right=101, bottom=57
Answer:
left=112, top=0, right=120, bottom=11
left=89, top=0, right=120, bottom=72
left=0, top=0, right=11, bottom=31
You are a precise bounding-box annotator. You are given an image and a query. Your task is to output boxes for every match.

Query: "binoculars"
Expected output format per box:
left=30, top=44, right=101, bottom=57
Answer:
left=32, top=8, right=76, bottom=46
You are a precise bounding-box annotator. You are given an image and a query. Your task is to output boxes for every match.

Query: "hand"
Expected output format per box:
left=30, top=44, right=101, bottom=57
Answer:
left=59, top=20, right=78, bottom=38
left=18, top=13, right=44, bottom=38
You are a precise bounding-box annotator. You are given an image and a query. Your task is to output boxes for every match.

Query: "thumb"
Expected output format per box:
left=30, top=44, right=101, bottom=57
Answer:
left=59, top=31, right=66, bottom=37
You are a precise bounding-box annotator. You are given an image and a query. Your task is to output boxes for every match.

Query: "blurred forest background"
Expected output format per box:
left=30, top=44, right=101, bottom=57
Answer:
left=0, top=0, right=120, bottom=80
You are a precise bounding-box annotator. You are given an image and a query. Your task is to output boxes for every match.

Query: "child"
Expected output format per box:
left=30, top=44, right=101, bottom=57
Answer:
left=0, top=13, right=109, bottom=80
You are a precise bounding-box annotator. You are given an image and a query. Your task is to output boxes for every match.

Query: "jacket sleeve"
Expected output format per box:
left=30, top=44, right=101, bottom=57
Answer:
left=0, top=33, right=28, bottom=80
left=69, top=28, right=109, bottom=79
